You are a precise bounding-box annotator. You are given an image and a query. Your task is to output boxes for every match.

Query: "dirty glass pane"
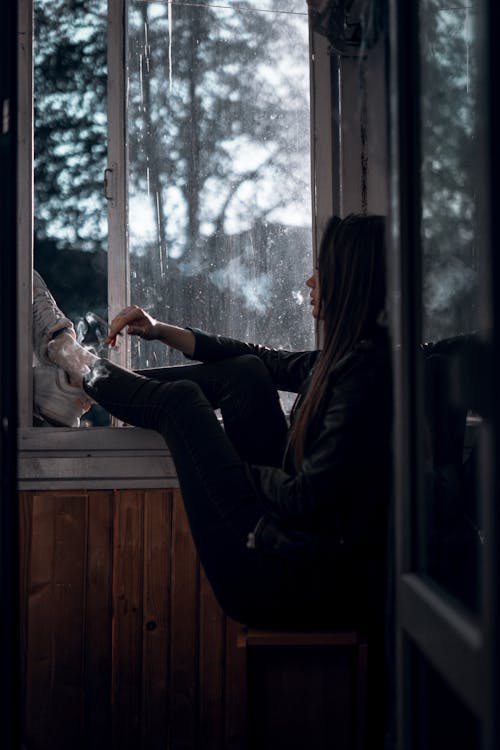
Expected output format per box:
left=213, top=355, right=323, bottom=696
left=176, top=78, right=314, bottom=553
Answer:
left=34, top=0, right=110, bottom=426
left=418, top=0, right=483, bottom=611
left=127, top=0, right=314, bottom=380
left=420, top=0, right=478, bottom=344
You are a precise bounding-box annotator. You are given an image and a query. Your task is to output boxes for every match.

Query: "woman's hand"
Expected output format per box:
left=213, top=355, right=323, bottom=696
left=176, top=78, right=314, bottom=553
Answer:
left=106, top=306, right=196, bottom=356
left=106, top=305, right=159, bottom=347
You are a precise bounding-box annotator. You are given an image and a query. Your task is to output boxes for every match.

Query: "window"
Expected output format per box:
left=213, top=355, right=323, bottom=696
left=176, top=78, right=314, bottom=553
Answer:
left=21, top=0, right=318, bottom=483
left=127, top=1, right=314, bottom=374
left=420, top=1, right=478, bottom=343
left=33, top=0, right=110, bottom=426
left=31, top=0, right=314, bottom=423
left=418, top=0, right=481, bottom=613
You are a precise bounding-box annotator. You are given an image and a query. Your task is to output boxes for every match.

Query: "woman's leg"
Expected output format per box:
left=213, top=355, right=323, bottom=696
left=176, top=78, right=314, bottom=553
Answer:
left=135, top=356, right=288, bottom=466
left=48, top=330, right=288, bottom=467
left=83, top=359, right=303, bottom=625
left=48, top=338, right=323, bottom=624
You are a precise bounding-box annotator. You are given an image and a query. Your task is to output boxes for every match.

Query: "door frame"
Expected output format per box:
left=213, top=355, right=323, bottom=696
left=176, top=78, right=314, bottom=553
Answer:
left=389, top=0, right=499, bottom=746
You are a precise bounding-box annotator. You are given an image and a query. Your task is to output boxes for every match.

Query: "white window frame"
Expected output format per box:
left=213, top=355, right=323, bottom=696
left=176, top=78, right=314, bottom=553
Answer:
left=17, top=0, right=325, bottom=490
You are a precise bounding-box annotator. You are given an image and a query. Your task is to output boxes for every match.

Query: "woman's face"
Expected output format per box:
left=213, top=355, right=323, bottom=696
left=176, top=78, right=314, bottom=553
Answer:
left=305, top=269, right=321, bottom=319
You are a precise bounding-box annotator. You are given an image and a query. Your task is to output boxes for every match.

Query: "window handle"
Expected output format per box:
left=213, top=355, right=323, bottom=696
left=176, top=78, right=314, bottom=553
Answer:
left=103, top=166, right=115, bottom=202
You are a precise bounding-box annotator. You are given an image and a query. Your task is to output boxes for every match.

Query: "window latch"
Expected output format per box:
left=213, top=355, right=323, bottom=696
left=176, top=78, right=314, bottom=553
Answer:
left=103, top=165, right=116, bottom=204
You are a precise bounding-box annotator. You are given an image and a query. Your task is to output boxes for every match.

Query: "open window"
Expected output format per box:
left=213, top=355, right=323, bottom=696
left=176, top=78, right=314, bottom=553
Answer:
left=19, top=0, right=317, bottom=476
left=19, top=0, right=388, bottom=486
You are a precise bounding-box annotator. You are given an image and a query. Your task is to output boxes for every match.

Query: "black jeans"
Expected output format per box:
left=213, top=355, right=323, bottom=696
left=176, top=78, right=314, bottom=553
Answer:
left=84, top=354, right=339, bottom=626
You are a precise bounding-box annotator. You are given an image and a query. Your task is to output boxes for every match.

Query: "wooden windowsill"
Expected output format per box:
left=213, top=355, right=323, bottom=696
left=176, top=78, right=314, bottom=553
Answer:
left=17, top=426, right=179, bottom=490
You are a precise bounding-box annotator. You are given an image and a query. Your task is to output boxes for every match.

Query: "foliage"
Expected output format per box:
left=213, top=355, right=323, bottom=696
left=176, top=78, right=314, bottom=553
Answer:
left=34, top=0, right=108, bottom=252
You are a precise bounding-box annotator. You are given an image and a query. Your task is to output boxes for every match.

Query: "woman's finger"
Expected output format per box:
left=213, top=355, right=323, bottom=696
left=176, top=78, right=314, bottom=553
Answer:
left=107, top=307, right=145, bottom=340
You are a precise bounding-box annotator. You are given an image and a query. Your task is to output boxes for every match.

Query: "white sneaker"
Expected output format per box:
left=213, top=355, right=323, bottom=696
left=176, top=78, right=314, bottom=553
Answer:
left=33, top=364, right=91, bottom=428
left=33, top=270, right=75, bottom=364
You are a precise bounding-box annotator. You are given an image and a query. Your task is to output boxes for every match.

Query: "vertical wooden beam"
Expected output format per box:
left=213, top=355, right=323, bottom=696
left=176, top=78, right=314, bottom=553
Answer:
left=169, top=489, right=199, bottom=749
left=112, top=490, right=144, bottom=750
left=18, top=492, right=33, bottom=724
left=84, top=491, right=114, bottom=749
left=198, top=566, right=225, bottom=750
left=24, top=493, right=88, bottom=750
left=17, top=0, right=33, bottom=427
left=107, top=0, right=129, bottom=372
left=19, top=491, right=32, bottom=743
left=225, top=617, right=247, bottom=750
left=338, top=56, right=364, bottom=215
left=365, top=42, right=388, bottom=216
left=310, top=30, right=335, bottom=254
left=141, top=489, right=172, bottom=750
left=51, top=494, right=88, bottom=744
left=24, top=492, right=55, bottom=747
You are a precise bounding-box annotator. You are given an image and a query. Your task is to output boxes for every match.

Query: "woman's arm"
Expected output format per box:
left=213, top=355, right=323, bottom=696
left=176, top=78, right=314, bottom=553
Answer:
left=106, top=306, right=195, bottom=356
left=107, top=307, right=318, bottom=392
left=185, top=327, right=319, bottom=393
left=153, top=322, right=195, bottom=355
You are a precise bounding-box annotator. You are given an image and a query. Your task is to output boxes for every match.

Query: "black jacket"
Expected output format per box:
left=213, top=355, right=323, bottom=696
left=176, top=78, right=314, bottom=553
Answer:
left=188, top=326, right=393, bottom=562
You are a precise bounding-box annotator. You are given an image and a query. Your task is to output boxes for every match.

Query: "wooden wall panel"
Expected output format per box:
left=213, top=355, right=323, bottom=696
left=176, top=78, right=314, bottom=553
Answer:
left=169, top=490, right=200, bottom=749
left=141, top=489, right=172, bottom=750
left=112, top=490, right=145, bottom=750
left=83, top=491, right=113, bottom=750
left=20, top=488, right=247, bottom=750
left=19, top=492, right=32, bottom=720
left=24, top=493, right=88, bottom=750
left=199, top=567, right=226, bottom=750
left=225, top=617, right=247, bottom=750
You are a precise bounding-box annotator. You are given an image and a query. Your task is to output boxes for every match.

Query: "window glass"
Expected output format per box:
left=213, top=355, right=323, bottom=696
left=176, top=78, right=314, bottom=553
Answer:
left=127, top=0, right=314, bottom=379
left=420, top=0, right=478, bottom=343
left=418, top=0, right=482, bottom=611
left=410, top=642, right=481, bottom=748
left=34, top=0, right=110, bottom=426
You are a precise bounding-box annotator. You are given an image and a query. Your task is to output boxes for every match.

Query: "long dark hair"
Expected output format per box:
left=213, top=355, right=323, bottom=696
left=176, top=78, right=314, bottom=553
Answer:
left=287, top=213, right=386, bottom=469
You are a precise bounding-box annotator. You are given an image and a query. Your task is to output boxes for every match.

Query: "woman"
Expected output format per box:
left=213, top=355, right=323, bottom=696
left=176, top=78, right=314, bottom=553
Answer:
left=33, top=213, right=392, bottom=628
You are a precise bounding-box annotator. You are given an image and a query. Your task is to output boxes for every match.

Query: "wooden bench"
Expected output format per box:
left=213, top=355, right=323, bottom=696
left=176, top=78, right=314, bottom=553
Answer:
left=237, top=628, right=368, bottom=750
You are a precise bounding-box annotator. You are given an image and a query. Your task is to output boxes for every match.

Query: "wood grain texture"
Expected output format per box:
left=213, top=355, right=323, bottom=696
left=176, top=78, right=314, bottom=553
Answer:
left=225, top=617, right=247, bottom=750
left=199, top=566, right=225, bottom=750
left=24, top=493, right=88, bottom=750
left=83, top=491, right=113, bottom=750
left=20, top=488, right=247, bottom=750
left=141, top=489, right=172, bottom=750
left=19, top=492, right=32, bottom=721
left=170, top=490, right=200, bottom=749
left=112, top=490, right=144, bottom=750
left=24, top=491, right=57, bottom=746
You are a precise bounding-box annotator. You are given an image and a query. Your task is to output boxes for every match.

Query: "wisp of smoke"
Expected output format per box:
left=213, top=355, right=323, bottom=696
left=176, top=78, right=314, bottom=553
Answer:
left=86, top=361, right=111, bottom=389
left=424, top=257, right=476, bottom=314
left=76, top=318, right=88, bottom=344
left=210, top=255, right=272, bottom=314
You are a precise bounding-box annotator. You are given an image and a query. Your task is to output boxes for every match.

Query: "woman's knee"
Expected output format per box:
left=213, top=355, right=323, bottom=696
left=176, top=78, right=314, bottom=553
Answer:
left=156, top=378, right=205, bottom=410
left=225, top=354, right=267, bottom=378
left=222, top=355, right=277, bottom=397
